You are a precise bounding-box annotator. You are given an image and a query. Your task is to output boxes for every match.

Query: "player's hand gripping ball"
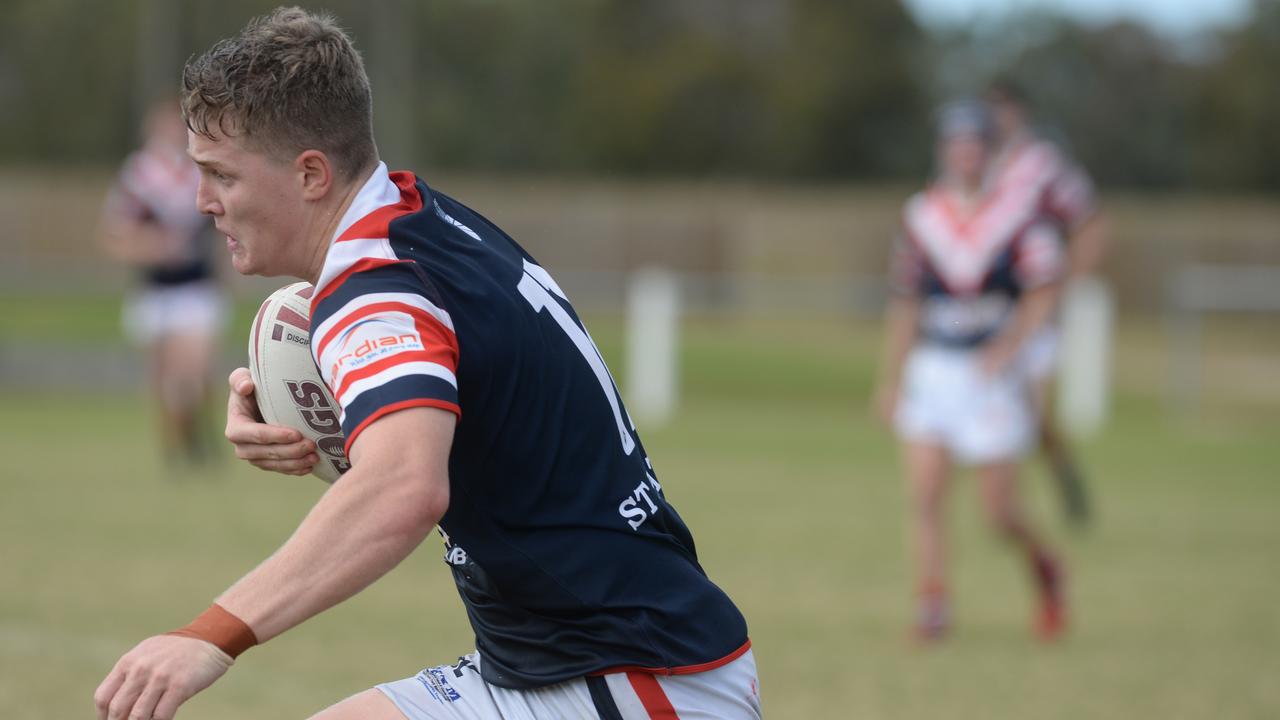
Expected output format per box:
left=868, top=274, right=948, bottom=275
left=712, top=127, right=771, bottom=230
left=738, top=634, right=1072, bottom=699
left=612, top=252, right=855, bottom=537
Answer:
left=247, top=282, right=350, bottom=483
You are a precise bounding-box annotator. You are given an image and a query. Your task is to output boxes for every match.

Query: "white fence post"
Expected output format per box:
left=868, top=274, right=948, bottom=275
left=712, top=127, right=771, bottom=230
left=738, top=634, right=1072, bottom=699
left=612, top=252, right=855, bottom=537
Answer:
left=1059, top=275, right=1114, bottom=437
left=626, top=267, right=681, bottom=426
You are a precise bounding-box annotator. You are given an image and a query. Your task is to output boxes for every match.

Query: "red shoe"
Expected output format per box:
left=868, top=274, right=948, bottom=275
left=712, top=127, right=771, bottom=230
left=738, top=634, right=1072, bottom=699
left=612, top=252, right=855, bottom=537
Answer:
left=1032, top=552, right=1067, bottom=641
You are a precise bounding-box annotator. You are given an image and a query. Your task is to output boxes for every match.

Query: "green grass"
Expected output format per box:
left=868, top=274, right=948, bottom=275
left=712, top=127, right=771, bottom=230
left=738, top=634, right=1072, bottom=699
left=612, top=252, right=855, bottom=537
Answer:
left=2, top=315, right=1278, bottom=719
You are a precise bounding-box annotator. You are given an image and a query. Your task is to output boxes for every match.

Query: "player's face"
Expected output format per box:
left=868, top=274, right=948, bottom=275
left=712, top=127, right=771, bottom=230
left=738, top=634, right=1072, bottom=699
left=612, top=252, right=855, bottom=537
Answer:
left=941, top=133, right=988, bottom=187
left=189, top=129, right=308, bottom=277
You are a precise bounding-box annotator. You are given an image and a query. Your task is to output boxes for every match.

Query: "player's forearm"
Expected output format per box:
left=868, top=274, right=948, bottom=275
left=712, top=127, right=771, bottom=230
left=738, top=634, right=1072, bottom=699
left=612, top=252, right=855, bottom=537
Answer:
left=1068, top=213, right=1107, bottom=277
left=879, top=297, right=920, bottom=387
left=1005, top=282, right=1061, bottom=349
left=215, top=467, right=445, bottom=643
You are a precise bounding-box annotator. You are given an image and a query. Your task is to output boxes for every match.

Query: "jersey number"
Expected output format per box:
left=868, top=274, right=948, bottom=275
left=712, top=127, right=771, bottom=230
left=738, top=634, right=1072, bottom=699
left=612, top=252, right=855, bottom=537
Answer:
left=517, top=260, right=636, bottom=455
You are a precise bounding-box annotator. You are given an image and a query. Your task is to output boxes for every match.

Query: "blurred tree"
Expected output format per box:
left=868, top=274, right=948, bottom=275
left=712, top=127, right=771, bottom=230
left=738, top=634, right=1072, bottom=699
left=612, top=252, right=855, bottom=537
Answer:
left=0, top=0, right=136, bottom=163
left=926, top=12, right=1195, bottom=188
left=568, top=0, right=774, bottom=175
left=569, top=0, right=928, bottom=178
left=1188, top=0, right=1280, bottom=189
left=407, top=0, right=595, bottom=172
left=998, top=19, right=1193, bottom=188
left=763, top=0, right=929, bottom=178
left=0, top=0, right=1273, bottom=189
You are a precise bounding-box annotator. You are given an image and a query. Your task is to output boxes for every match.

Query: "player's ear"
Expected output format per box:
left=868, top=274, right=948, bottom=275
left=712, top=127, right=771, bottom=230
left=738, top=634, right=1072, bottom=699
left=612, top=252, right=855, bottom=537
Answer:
left=297, top=150, right=333, bottom=201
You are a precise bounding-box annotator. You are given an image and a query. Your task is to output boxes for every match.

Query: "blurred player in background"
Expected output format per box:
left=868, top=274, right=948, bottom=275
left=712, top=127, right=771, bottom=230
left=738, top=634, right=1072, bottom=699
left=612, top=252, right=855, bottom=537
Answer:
left=874, top=100, right=1067, bottom=642
left=985, top=78, right=1107, bottom=525
left=95, top=8, right=758, bottom=720
left=97, top=97, right=225, bottom=467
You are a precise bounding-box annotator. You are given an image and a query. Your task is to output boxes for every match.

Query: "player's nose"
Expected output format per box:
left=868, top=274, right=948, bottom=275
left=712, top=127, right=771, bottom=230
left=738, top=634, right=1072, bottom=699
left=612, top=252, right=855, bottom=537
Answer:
left=195, top=177, right=222, bottom=216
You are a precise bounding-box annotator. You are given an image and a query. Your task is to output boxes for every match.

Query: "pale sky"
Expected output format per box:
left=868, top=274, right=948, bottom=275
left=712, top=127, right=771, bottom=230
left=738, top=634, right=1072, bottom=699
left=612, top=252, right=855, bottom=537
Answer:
left=903, top=0, right=1253, bottom=37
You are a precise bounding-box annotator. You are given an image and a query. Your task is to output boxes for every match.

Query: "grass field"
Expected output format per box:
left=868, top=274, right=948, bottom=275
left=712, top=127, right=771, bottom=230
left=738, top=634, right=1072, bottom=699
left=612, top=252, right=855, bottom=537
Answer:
left=1, top=309, right=1278, bottom=719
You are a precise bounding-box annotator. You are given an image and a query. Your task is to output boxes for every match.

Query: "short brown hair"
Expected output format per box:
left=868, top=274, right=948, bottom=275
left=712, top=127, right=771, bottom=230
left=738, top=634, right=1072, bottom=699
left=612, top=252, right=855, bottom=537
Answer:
left=181, top=7, right=377, bottom=181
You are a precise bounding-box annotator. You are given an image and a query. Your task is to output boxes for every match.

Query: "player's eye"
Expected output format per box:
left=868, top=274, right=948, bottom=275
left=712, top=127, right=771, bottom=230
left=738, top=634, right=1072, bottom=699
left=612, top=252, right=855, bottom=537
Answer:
left=203, top=166, right=231, bottom=183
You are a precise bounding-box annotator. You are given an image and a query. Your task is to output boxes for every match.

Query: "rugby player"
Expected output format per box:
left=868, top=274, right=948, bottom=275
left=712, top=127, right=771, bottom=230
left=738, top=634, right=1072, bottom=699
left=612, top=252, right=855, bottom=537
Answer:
left=874, top=100, right=1067, bottom=642
left=94, top=8, right=759, bottom=720
left=96, top=97, right=225, bottom=466
left=985, top=78, right=1107, bottom=525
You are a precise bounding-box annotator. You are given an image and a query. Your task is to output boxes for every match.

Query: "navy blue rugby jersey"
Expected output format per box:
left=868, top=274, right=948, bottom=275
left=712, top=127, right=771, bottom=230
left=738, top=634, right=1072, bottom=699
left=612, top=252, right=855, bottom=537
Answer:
left=889, top=186, right=1065, bottom=348
left=307, top=164, right=749, bottom=689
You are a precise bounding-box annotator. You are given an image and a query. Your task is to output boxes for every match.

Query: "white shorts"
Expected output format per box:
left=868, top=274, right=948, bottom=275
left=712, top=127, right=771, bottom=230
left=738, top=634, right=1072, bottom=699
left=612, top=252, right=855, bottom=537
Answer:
left=894, top=344, right=1034, bottom=465
left=376, top=648, right=762, bottom=720
left=1021, top=325, right=1059, bottom=382
left=122, top=281, right=226, bottom=345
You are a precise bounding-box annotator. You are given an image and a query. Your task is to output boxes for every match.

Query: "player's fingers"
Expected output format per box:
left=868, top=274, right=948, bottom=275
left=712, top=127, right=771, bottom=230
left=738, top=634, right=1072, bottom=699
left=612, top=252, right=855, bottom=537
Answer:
left=226, top=379, right=267, bottom=422
left=126, top=681, right=165, bottom=720
left=250, top=454, right=320, bottom=475
left=106, top=672, right=146, bottom=720
left=94, top=667, right=126, bottom=720
left=228, top=367, right=254, bottom=397
left=151, top=689, right=181, bottom=720
left=233, top=439, right=314, bottom=462
left=225, top=418, right=303, bottom=446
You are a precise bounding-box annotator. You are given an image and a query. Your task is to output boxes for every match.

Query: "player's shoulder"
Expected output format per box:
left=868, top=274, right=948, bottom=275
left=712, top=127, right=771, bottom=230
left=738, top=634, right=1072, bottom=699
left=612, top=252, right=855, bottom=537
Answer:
left=116, top=149, right=161, bottom=190
left=902, top=189, right=932, bottom=220
left=1026, top=136, right=1065, bottom=160
left=314, top=258, right=431, bottom=308
left=903, top=187, right=949, bottom=231
left=1009, top=137, right=1066, bottom=176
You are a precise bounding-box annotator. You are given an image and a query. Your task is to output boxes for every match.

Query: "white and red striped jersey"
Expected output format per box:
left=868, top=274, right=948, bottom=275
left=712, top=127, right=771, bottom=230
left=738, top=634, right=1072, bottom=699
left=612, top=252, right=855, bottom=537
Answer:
left=891, top=185, right=1065, bottom=347
left=305, top=163, right=749, bottom=691
left=106, top=145, right=214, bottom=284
left=988, top=132, right=1098, bottom=236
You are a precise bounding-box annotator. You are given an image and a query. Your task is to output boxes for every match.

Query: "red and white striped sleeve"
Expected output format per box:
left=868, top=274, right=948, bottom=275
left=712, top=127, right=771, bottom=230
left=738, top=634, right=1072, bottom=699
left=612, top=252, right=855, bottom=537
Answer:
left=310, top=263, right=460, bottom=454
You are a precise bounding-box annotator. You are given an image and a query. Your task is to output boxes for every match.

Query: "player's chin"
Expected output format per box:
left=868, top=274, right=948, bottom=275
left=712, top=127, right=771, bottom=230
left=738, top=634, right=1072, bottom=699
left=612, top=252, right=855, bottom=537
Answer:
left=229, top=249, right=261, bottom=277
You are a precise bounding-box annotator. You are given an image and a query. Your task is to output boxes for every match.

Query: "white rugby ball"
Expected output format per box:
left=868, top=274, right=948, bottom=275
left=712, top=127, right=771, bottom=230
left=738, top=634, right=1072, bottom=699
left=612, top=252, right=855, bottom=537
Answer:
left=247, top=281, right=350, bottom=483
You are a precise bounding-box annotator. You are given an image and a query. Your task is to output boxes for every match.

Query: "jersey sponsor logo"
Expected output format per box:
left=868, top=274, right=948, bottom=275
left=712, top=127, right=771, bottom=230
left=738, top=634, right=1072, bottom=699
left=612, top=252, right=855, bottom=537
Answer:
left=451, top=656, right=478, bottom=678
left=311, top=294, right=457, bottom=406
left=328, top=320, right=425, bottom=381
left=415, top=666, right=462, bottom=703
left=433, top=199, right=482, bottom=242
left=444, top=544, right=469, bottom=566
left=920, top=294, right=1012, bottom=340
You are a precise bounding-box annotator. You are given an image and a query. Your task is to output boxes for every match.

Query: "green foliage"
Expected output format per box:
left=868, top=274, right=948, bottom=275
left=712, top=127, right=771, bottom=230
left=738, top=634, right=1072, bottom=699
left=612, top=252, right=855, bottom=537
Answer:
left=1187, top=0, right=1280, bottom=188
left=0, top=0, right=1276, bottom=187
left=989, top=19, right=1195, bottom=188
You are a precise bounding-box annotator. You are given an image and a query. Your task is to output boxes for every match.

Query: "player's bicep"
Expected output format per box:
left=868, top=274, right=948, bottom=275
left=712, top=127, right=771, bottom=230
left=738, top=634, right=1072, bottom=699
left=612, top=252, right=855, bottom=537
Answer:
left=348, top=406, right=455, bottom=513
left=1047, top=165, right=1098, bottom=230
left=888, top=231, right=925, bottom=298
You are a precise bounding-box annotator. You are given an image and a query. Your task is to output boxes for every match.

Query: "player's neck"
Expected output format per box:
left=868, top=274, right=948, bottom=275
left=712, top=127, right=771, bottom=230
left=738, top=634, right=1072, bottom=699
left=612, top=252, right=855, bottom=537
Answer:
left=942, top=177, right=984, bottom=211
left=299, top=163, right=378, bottom=285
